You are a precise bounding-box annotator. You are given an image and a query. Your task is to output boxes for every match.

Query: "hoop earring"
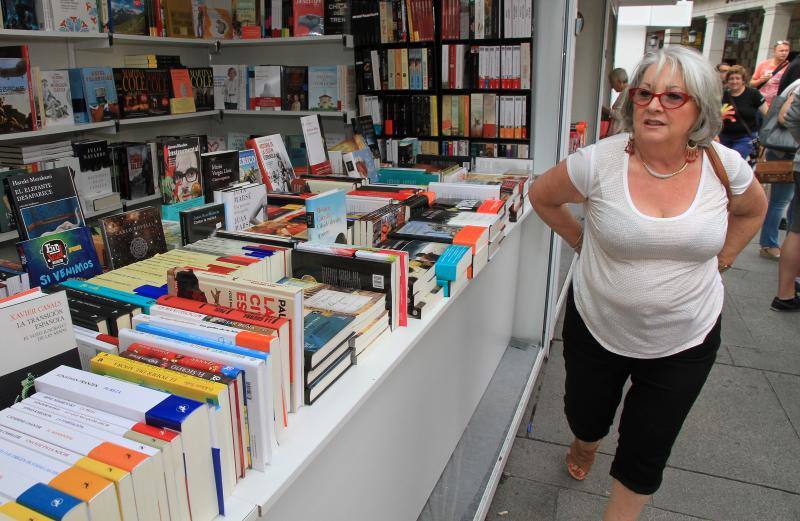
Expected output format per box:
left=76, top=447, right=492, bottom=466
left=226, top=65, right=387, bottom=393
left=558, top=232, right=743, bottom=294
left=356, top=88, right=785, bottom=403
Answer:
left=685, top=140, right=699, bottom=163
left=625, top=136, right=635, bottom=155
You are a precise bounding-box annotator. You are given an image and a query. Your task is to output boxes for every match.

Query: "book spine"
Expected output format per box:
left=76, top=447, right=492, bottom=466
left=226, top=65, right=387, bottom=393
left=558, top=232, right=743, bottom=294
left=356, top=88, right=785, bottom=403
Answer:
left=60, top=279, right=155, bottom=312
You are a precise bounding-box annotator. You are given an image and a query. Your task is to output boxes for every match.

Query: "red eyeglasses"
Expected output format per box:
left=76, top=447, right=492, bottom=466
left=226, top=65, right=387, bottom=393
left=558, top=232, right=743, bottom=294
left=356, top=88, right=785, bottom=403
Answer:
left=628, top=87, right=693, bottom=109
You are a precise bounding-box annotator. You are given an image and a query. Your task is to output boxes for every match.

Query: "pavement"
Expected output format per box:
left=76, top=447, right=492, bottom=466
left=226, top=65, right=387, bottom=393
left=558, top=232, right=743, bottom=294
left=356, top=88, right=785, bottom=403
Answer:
left=487, top=238, right=800, bottom=521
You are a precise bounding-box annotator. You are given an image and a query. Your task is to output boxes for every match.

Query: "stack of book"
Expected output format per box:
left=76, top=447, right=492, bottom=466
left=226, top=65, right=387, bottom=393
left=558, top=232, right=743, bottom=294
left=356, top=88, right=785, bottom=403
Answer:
left=434, top=244, right=473, bottom=298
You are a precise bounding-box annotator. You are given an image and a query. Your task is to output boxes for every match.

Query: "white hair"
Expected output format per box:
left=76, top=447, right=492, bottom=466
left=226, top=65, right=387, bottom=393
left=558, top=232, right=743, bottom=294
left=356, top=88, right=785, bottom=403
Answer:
left=619, top=46, right=722, bottom=145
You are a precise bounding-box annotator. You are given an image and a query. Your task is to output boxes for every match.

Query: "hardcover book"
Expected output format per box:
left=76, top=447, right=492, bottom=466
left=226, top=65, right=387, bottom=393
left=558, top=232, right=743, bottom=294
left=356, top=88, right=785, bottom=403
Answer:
left=80, top=67, right=120, bottom=122
left=39, top=70, right=74, bottom=127
left=249, top=65, right=281, bottom=110
left=144, top=69, right=172, bottom=116
left=109, top=0, right=147, bottom=34
left=72, top=139, right=114, bottom=199
left=189, top=67, right=214, bottom=111
left=50, top=0, right=100, bottom=32
left=281, top=66, right=308, bottom=111
left=247, top=134, right=296, bottom=192
left=2, top=0, right=38, bottom=29
left=292, top=0, right=323, bottom=36
left=17, top=227, right=103, bottom=288
left=201, top=150, right=238, bottom=202
left=308, top=65, right=339, bottom=111
left=0, top=46, right=34, bottom=133
left=99, top=206, right=167, bottom=269
left=201, top=0, right=234, bottom=39
left=179, top=202, right=225, bottom=245
left=305, top=189, right=346, bottom=244
left=114, top=68, right=150, bottom=118
left=159, top=137, right=202, bottom=204
left=238, top=149, right=260, bottom=184
left=124, top=143, right=155, bottom=199
left=6, top=167, right=85, bottom=241
left=0, top=291, right=80, bottom=409
left=216, top=182, right=267, bottom=231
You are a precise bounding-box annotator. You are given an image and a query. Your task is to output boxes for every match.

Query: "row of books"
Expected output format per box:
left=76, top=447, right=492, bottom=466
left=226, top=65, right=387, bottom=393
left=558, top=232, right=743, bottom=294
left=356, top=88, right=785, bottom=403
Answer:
left=442, top=93, right=528, bottom=139
left=266, top=0, right=350, bottom=38
left=441, top=43, right=531, bottom=90
left=355, top=47, right=436, bottom=92
left=211, top=64, right=355, bottom=113
left=442, top=0, right=533, bottom=40
left=351, top=0, right=435, bottom=47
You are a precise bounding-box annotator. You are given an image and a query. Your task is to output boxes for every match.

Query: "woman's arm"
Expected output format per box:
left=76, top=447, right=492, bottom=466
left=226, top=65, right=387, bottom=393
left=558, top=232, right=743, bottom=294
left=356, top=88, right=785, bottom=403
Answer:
left=717, top=181, right=767, bottom=268
left=529, top=161, right=586, bottom=251
left=778, top=93, right=795, bottom=126
left=758, top=100, right=768, bottom=117
left=750, top=62, right=770, bottom=88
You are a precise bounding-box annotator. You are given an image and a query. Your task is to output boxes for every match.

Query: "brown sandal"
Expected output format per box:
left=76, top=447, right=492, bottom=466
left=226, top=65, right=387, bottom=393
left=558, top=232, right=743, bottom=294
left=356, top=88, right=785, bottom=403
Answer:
left=565, top=441, right=596, bottom=481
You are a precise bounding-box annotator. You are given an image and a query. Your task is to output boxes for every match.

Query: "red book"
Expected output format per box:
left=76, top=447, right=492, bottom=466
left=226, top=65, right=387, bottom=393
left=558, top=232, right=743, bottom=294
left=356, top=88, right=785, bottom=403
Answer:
left=156, top=294, right=289, bottom=331
left=292, top=0, right=324, bottom=37
left=169, top=68, right=194, bottom=99
left=477, top=199, right=505, bottom=214
left=453, top=225, right=489, bottom=254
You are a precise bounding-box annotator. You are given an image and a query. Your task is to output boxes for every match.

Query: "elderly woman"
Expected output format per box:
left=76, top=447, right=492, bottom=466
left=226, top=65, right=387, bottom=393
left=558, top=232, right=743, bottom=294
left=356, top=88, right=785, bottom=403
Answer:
left=530, top=47, right=766, bottom=520
left=720, top=65, right=768, bottom=160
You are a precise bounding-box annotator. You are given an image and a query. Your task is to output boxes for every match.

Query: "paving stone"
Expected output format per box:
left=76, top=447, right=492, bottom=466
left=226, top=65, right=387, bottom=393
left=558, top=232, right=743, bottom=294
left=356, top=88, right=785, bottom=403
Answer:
left=722, top=264, right=778, bottom=298
left=555, top=489, right=706, bottom=521
left=670, top=363, right=800, bottom=492
left=486, top=477, right=558, bottom=521
left=714, top=345, right=733, bottom=365
left=728, top=345, right=800, bottom=376
left=654, top=466, right=800, bottom=521
left=765, top=371, right=800, bottom=438
left=504, top=438, right=615, bottom=498
left=728, top=295, right=800, bottom=353
left=720, top=290, right=758, bottom=348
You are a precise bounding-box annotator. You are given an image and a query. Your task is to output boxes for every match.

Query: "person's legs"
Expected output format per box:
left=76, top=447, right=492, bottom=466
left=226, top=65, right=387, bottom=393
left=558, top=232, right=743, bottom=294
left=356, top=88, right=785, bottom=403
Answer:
left=759, top=182, right=795, bottom=251
left=774, top=173, right=800, bottom=309
left=719, top=135, right=752, bottom=160
left=605, top=318, right=721, bottom=520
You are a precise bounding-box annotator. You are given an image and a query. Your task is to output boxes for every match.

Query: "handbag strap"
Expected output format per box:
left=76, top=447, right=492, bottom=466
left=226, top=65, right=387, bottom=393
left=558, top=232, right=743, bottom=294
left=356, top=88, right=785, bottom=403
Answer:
left=771, top=60, right=789, bottom=76
left=705, top=145, right=732, bottom=212
left=726, top=91, right=754, bottom=137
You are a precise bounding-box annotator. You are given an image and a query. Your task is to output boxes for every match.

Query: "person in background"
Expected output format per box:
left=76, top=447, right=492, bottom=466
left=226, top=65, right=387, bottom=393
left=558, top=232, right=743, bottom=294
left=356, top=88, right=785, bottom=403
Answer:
left=778, top=51, right=800, bottom=94
left=773, top=85, right=800, bottom=311
left=530, top=46, right=766, bottom=521
left=716, top=62, right=731, bottom=86
left=720, top=66, right=768, bottom=160
left=607, top=68, right=629, bottom=136
left=751, top=40, right=791, bottom=107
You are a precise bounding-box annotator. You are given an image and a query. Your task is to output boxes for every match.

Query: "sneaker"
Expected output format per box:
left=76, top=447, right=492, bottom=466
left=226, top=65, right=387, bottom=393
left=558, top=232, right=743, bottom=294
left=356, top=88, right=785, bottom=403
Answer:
left=771, top=296, right=800, bottom=312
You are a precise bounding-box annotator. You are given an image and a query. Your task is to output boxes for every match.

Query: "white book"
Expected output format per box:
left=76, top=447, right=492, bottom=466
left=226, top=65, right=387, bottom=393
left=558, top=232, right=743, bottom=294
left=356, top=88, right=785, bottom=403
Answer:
left=118, top=328, right=274, bottom=471
left=428, top=181, right=501, bottom=201
left=248, top=134, right=296, bottom=192
left=521, top=43, right=531, bottom=89
left=370, top=50, right=382, bottom=91
left=512, top=46, right=521, bottom=89
left=49, top=0, right=99, bottom=32
left=39, top=70, right=74, bottom=128
left=34, top=366, right=218, bottom=521
left=0, top=437, right=117, bottom=521
left=515, top=96, right=526, bottom=139
left=301, top=115, right=332, bottom=175
left=214, top=182, right=267, bottom=231
left=441, top=44, right=449, bottom=86
left=475, top=0, right=485, bottom=39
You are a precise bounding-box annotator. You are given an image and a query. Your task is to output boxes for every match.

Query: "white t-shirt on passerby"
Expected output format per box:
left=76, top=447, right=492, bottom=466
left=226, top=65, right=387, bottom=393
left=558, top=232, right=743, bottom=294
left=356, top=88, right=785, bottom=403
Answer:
left=565, top=133, right=753, bottom=359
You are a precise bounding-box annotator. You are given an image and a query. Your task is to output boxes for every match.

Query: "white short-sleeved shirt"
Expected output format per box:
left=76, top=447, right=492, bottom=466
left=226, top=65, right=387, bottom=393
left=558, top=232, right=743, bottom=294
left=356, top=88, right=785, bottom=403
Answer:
left=565, top=133, right=753, bottom=358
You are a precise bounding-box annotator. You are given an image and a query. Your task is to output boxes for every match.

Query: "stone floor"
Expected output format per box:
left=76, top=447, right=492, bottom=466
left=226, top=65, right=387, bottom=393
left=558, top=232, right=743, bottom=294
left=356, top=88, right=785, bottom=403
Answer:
left=487, top=239, right=800, bottom=521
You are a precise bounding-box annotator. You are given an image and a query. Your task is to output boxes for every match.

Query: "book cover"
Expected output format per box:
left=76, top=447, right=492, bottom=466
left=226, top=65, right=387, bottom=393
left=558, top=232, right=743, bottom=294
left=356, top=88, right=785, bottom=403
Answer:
left=281, top=66, right=308, bottom=111
left=207, top=136, right=226, bottom=152
left=323, top=0, right=347, bottom=35
left=2, top=0, right=38, bottom=29
left=170, top=68, right=194, bottom=99
left=218, top=182, right=266, bottom=231
left=303, top=311, right=353, bottom=366
left=0, top=47, right=34, bottom=133
left=165, top=0, right=195, bottom=37
left=232, top=0, right=258, bottom=37
left=50, top=0, right=99, bottom=32
left=108, top=0, right=147, bottom=35
left=300, top=114, right=331, bottom=175
left=125, top=143, right=155, bottom=199
left=305, top=189, right=346, bottom=244
left=17, top=227, right=102, bottom=288
left=247, top=134, right=296, bottom=192
left=189, top=67, right=214, bottom=111
left=308, top=65, right=339, bottom=111
left=113, top=67, right=150, bottom=119
left=144, top=69, right=172, bottom=116
left=100, top=207, right=167, bottom=269
left=67, top=68, right=89, bottom=124
left=292, top=0, right=323, bottom=36
left=6, top=167, right=85, bottom=241
left=0, top=291, right=80, bottom=409
left=179, top=202, right=225, bottom=245
left=390, top=220, right=462, bottom=243
left=249, top=65, right=281, bottom=110
left=201, top=0, right=234, bottom=39
left=80, top=67, right=119, bottom=122
left=213, top=65, right=243, bottom=110
left=342, top=147, right=377, bottom=181
left=72, top=139, right=114, bottom=199
left=238, top=149, right=260, bottom=184
left=39, top=70, right=74, bottom=127
left=160, top=137, right=202, bottom=204
left=201, top=150, right=238, bottom=202
left=227, top=132, right=248, bottom=151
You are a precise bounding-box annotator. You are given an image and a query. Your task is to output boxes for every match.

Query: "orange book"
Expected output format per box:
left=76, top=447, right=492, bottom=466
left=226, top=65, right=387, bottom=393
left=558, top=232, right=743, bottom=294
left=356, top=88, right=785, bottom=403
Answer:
left=49, top=466, right=113, bottom=502
left=170, top=69, right=194, bottom=99
left=88, top=442, right=149, bottom=473
left=453, top=225, right=489, bottom=253
left=477, top=199, right=504, bottom=214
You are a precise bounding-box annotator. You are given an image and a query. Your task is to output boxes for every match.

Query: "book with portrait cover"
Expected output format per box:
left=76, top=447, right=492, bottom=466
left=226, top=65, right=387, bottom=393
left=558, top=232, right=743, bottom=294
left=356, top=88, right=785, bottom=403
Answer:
left=201, top=150, right=238, bottom=203
left=179, top=202, right=225, bottom=245
left=247, top=134, right=296, bottom=192
left=39, top=70, right=74, bottom=127
left=6, top=167, right=85, bottom=241
left=99, top=206, right=167, bottom=269
left=114, top=68, right=150, bottom=119
left=158, top=136, right=203, bottom=204
left=0, top=290, right=81, bottom=410
left=281, top=66, right=308, bottom=111
left=189, top=67, right=215, bottom=111
left=17, top=226, right=102, bottom=288
left=0, top=46, right=35, bottom=133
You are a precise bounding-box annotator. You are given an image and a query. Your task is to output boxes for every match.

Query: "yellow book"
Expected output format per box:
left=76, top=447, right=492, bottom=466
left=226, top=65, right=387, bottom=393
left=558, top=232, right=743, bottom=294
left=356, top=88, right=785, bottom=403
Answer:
left=74, top=457, right=138, bottom=521
left=89, top=277, right=139, bottom=293
left=169, top=97, right=197, bottom=115
left=0, top=502, right=52, bottom=521
left=431, top=95, right=439, bottom=137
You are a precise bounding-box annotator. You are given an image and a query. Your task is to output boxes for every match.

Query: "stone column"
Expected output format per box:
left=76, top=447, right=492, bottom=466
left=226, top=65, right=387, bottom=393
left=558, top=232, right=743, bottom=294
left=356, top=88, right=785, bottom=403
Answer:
left=756, top=4, right=793, bottom=64
left=703, top=14, right=730, bottom=66
left=663, top=28, right=685, bottom=47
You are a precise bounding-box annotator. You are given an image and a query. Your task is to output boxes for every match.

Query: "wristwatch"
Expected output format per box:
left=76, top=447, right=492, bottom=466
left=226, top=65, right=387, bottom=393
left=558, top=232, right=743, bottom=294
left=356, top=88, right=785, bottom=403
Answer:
left=718, top=261, right=731, bottom=273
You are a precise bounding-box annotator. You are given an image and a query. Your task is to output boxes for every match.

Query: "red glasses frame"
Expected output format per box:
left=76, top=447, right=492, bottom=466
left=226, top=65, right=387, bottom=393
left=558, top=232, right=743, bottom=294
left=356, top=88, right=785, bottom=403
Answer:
left=627, top=87, right=693, bottom=109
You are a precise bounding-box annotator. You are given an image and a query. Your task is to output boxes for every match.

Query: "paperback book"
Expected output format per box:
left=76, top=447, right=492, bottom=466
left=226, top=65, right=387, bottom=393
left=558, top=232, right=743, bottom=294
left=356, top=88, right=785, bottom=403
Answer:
left=99, top=206, right=167, bottom=269
left=213, top=65, right=245, bottom=110
left=201, top=0, right=234, bottom=39
left=114, top=68, right=149, bottom=118
left=159, top=137, right=203, bottom=204
left=215, top=182, right=267, bottom=231
left=300, top=114, right=331, bottom=175
left=308, top=66, right=339, bottom=111
left=5, top=167, right=85, bottom=240
left=108, top=0, right=147, bottom=34
left=2, top=0, right=38, bottom=29
left=179, top=202, right=225, bottom=245
left=238, top=149, right=260, bottom=184
left=122, top=143, right=155, bottom=199
left=165, top=0, right=195, bottom=37
left=50, top=0, right=100, bottom=32
left=0, top=46, right=34, bottom=133
left=72, top=139, right=114, bottom=200
left=249, top=66, right=281, bottom=110
left=292, top=0, right=323, bottom=36
left=17, top=226, right=103, bottom=288
left=281, top=66, right=308, bottom=111
left=80, top=67, right=120, bottom=122
left=144, top=69, right=172, bottom=116
left=201, top=150, right=238, bottom=202
left=189, top=68, right=215, bottom=111
left=305, top=189, right=346, bottom=244
left=169, top=68, right=196, bottom=114
left=39, top=70, right=74, bottom=127
left=247, top=134, right=296, bottom=192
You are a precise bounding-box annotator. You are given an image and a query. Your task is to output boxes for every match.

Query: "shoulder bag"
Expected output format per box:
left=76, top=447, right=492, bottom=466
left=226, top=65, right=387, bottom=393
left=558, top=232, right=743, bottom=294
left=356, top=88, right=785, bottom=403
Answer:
left=704, top=145, right=732, bottom=210
left=758, top=79, right=800, bottom=153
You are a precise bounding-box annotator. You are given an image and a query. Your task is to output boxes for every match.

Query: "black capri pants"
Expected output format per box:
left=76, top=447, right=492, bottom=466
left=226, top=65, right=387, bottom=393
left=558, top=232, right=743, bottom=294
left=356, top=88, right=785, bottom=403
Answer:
left=562, top=286, right=721, bottom=495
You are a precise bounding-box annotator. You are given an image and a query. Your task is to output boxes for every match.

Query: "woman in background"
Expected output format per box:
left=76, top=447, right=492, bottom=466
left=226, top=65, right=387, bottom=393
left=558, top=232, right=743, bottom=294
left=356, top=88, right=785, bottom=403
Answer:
left=751, top=40, right=791, bottom=107
left=720, top=65, right=767, bottom=160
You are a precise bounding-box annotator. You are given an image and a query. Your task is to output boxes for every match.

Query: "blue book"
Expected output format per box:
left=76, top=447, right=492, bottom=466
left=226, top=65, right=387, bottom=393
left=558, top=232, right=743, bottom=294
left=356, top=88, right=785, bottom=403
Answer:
left=238, top=149, right=260, bottom=183
left=80, top=67, right=119, bottom=122
left=434, top=245, right=471, bottom=281
left=16, top=483, right=84, bottom=520
left=376, top=167, right=439, bottom=186
left=308, top=66, right=340, bottom=111
left=305, top=190, right=347, bottom=244
left=17, top=227, right=102, bottom=289
left=162, top=196, right=205, bottom=222
left=68, top=68, right=89, bottom=123
left=436, top=278, right=451, bottom=297
left=59, top=278, right=157, bottom=312
left=135, top=323, right=270, bottom=363
left=304, top=311, right=355, bottom=368
left=343, top=147, right=378, bottom=182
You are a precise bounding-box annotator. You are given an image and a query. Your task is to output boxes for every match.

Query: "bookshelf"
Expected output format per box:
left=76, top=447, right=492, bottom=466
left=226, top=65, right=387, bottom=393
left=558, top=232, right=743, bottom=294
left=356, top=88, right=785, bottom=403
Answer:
left=222, top=109, right=353, bottom=121
left=116, top=111, right=219, bottom=127
left=217, top=34, right=354, bottom=49
left=0, top=29, right=107, bottom=42
left=0, top=121, right=116, bottom=143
